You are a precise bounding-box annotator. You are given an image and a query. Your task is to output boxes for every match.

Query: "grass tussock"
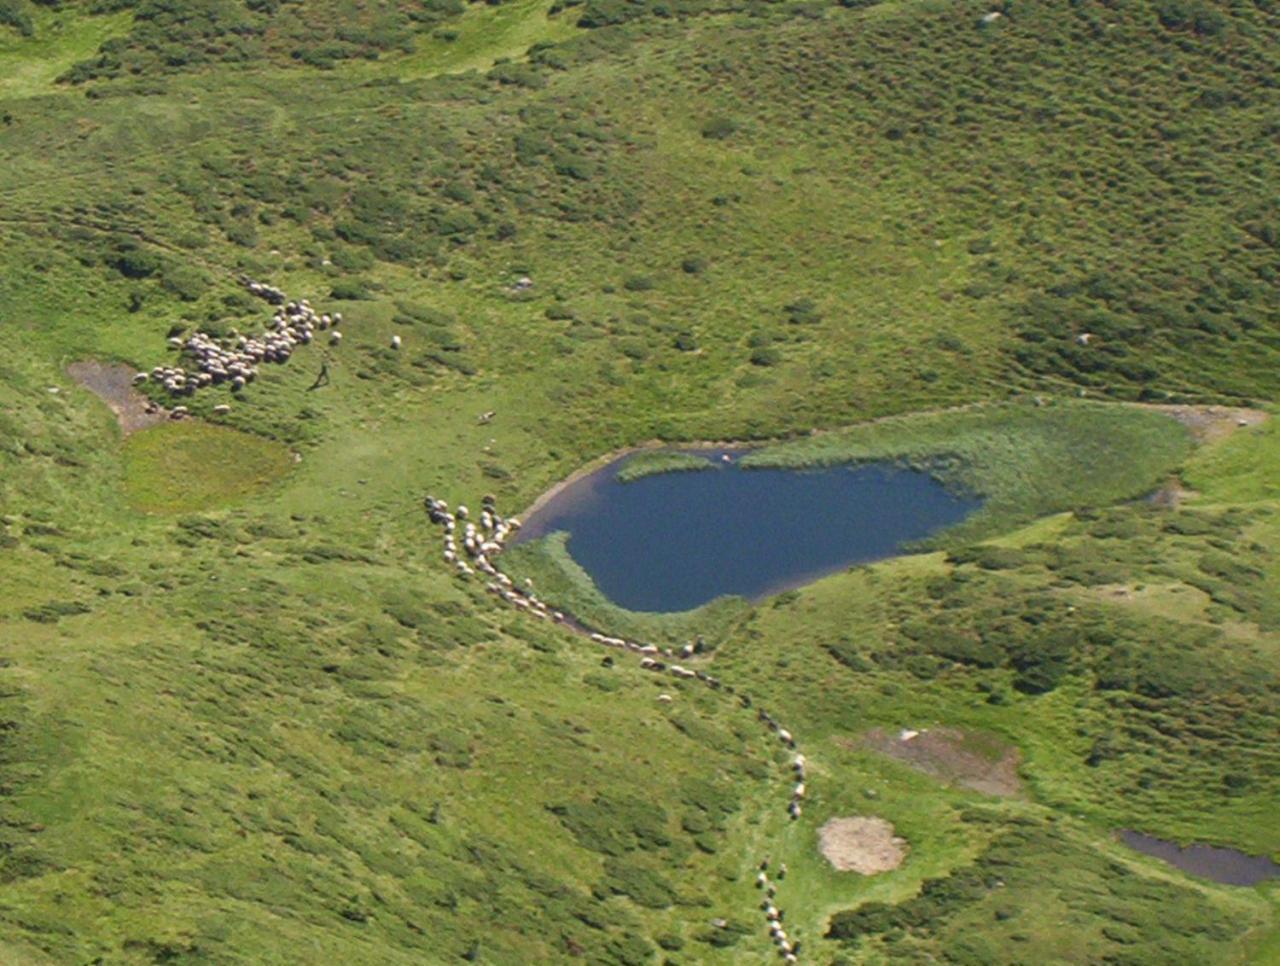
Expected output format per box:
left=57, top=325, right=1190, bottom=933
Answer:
left=615, top=450, right=714, bottom=483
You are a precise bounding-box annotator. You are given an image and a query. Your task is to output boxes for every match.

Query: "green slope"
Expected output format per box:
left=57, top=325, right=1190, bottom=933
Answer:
left=0, top=0, right=1276, bottom=961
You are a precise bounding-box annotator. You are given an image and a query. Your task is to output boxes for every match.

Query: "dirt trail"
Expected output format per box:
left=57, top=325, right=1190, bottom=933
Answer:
left=67, top=360, right=166, bottom=434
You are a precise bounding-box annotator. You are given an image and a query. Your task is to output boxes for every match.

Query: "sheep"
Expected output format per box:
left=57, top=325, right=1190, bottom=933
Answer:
left=329, top=332, right=343, bottom=345
left=132, top=372, right=148, bottom=386
left=778, top=728, right=794, bottom=746
left=390, top=335, right=402, bottom=350
left=212, top=404, right=231, bottom=416
left=657, top=694, right=673, bottom=703
left=792, top=782, right=805, bottom=799
left=755, top=871, right=767, bottom=888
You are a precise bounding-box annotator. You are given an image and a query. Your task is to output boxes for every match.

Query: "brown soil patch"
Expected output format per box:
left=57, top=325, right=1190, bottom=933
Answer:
left=1142, top=404, right=1268, bottom=444
left=68, top=360, right=166, bottom=434
left=818, top=816, right=906, bottom=874
left=1148, top=478, right=1199, bottom=509
left=861, top=726, right=1024, bottom=798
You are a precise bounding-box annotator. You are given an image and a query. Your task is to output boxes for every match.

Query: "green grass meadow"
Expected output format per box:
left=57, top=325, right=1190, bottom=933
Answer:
left=0, top=0, right=1276, bottom=961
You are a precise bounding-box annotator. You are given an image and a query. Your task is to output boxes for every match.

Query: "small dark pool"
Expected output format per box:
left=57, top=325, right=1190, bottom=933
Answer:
left=517, top=451, right=979, bottom=612
left=1119, top=831, right=1280, bottom=886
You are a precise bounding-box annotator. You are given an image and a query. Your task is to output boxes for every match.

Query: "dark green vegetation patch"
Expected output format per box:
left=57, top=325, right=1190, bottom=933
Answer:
left=0, top=0, right=1275, bottom=961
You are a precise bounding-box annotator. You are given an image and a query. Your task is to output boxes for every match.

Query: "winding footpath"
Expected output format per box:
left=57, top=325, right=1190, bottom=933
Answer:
left=423, top=493, right=809, bottom=962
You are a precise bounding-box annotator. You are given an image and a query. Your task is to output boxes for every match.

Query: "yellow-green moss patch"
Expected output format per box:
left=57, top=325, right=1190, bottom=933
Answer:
left=123, top=422, right=292, bottom=513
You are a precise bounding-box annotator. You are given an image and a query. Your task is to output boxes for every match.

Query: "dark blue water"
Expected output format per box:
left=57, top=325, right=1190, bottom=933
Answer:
left=1119, top=831, right=1280, bottom=886
left=518, top=452, right=978, bottom=612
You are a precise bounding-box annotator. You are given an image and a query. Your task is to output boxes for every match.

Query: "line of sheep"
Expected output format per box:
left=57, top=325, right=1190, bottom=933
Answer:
left=755, top=858, right=800, bottom=963
left=131, top=277, right=345, bottom=417
left=423, top=491, right=810, bottom=961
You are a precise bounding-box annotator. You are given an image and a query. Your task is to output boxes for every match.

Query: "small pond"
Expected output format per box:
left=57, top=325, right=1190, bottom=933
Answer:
left=1119, top=831, right=1280, bottom=886
left=516, top=450, right=979, bottom=612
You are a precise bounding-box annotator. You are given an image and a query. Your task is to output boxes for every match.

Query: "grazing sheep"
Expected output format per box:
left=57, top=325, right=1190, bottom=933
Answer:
left=390, top=335, right=401, bottom=350
left=212, top=404, right=231, bottom=416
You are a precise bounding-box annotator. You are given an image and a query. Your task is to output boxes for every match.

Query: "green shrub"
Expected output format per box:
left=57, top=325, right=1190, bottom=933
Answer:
left=599, top=857, right=676, bottom=908
left=701, top=116, right=738, bottom=140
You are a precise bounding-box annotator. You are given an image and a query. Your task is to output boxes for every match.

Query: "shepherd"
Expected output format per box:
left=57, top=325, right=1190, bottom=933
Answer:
left=309, top=358, right=331, bottom=391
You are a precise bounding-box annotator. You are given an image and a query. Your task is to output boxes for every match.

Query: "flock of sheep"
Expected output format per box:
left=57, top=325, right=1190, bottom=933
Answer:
left=131, top=277, right=352, bottom=417
left=423, top=491, right=810, bottom=961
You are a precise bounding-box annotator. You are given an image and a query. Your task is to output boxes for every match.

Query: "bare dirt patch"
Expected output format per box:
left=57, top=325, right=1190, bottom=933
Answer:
left=861, top=726, right=1023, bottom=798
left=68, top=360, right=166, bottom=434
left=1143, top=404, right=1268, bottom=444
left=818, top=816, right=906, bottom=874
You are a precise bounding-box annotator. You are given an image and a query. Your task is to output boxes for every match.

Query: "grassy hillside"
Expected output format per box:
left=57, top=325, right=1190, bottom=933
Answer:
left=0, top=0, right=1276, bottom=962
